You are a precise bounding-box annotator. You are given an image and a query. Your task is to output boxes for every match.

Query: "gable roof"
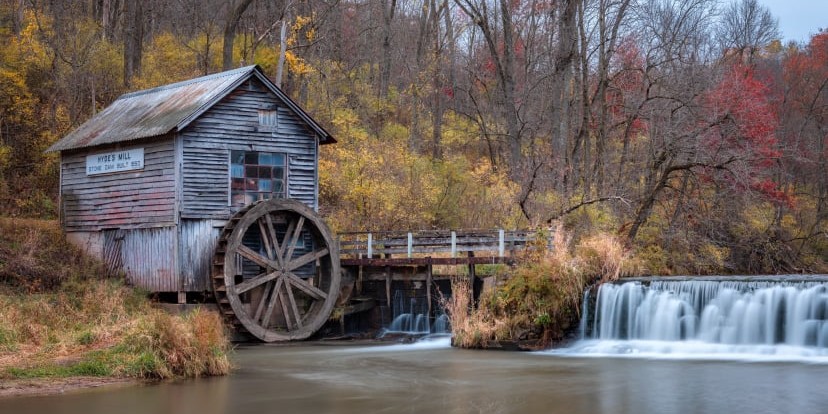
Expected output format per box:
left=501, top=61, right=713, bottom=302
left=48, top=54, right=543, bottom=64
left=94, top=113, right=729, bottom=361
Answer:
left=47, top=65, right=335, bottom=152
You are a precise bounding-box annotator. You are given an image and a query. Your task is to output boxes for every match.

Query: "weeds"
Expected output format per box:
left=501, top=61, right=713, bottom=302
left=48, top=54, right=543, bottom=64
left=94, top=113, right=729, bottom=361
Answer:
left=444, top=227, right=630, bottom=348
left=0, top=219, right=231, bottom=380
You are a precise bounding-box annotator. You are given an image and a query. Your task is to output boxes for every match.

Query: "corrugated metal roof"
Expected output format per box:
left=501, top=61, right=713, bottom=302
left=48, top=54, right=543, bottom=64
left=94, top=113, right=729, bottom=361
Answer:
left=47, top=65, right=334, bottom=152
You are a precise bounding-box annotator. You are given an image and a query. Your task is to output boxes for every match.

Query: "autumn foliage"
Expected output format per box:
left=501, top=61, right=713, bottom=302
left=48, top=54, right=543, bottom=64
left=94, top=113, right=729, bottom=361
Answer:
left=0, top=2, right=825, bottom=274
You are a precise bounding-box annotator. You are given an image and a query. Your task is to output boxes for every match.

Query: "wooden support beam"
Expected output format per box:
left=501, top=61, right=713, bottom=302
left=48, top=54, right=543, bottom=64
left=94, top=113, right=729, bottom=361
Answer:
left=426, top=262, right=433, bottom=319
left=468, top=251, right=476, bottom=306
left=385, top=265, right=392, bottom=308
left=357, top=253, right=363, bottom=295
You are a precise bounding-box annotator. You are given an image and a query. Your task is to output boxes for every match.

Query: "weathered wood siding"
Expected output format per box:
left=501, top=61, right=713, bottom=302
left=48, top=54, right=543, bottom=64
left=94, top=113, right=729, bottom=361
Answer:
left=179, top=77, right=319, bottom=220
left=60, top=137, right=176, bottom=231
left=119, top=227, right=178, bottom=292
left=178, top=219, right=220, bottom=292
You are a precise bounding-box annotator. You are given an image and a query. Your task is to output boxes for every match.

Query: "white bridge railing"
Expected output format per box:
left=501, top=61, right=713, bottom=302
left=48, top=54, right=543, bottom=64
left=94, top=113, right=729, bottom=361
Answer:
left=337, top=229, right=547, bottom=264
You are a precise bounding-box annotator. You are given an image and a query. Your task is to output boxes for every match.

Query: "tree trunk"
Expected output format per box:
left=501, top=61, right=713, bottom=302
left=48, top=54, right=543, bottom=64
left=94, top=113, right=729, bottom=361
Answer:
left=222, top=0, right=255, bottom=70
left=123, top=0, right=143, bottom=87
left=275, top=19, right=288, bottom=88
left=379, top=0, right=397, bottom=98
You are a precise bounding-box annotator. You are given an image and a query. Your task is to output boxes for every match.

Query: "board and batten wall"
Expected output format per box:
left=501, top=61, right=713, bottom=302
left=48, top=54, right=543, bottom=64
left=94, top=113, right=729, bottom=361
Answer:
left=60, top=136, right=179, bottom=292
left=177, top=77, right=320, bottom=291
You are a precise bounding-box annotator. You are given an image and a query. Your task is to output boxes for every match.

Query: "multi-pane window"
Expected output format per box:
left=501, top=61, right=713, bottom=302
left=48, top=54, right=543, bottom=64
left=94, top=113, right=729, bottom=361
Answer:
left=230, top=150, right=286, bottom=206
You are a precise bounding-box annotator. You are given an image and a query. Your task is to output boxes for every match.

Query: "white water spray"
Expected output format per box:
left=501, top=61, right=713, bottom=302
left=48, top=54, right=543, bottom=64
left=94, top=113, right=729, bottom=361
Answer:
left=555, top=278, right=828, bottom=361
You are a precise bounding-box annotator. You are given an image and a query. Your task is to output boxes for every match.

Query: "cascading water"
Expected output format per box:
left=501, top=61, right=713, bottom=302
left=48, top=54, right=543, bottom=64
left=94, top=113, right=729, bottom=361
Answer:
left=382, top=290, right=450, bottom=335
left=558, top=277, right=828, bottom=361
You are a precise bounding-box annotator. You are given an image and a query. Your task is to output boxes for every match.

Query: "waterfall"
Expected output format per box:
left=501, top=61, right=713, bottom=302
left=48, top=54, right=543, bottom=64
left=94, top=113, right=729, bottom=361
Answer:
left=383, top=290, right=450, bottom=335
left=559, top=277, right=828, bottom=360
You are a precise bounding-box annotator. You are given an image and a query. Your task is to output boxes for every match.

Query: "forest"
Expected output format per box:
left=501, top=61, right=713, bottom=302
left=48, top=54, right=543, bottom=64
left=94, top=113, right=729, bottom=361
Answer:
left=0, top=0, right=825, bottom=274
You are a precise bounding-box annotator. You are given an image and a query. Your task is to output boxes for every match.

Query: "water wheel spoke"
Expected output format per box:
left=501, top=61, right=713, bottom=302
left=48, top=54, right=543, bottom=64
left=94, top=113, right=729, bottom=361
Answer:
left=253, top=280, right=275, bottom=322
left=277, top=284, right=293, bottom=330
left=236, top=270, right=280, bottom=295
left=264, top=214, right=284, bottom=266
left=287, top=248, right=329, bottom=272
left=286, top=272, right=327, bottom=300
left=284, top=216, right=305, bottom=262
left=237, top=244, right=279, bottom=270
left=279, top=218, right=297, bottom=260
left=261, top=276, right=285, bottom=328
left=284, top=279, right=304, bottom=329
left=256, top=218, right=274, bottom=260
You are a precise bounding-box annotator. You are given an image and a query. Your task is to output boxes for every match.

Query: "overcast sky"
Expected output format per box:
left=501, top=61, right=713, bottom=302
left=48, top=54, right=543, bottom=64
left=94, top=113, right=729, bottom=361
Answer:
left=757, top=0, right=827, bottom=43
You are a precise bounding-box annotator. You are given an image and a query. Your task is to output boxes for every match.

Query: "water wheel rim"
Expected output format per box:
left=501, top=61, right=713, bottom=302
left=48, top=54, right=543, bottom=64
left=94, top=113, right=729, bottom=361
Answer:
left=220, top=199, right=340, bottom=342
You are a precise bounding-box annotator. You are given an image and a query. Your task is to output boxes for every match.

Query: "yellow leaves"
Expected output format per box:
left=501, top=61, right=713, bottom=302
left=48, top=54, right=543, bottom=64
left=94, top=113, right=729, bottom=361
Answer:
left=134, top=33, right=201, bottom=90
left=285, top=51, right=314, bottom=77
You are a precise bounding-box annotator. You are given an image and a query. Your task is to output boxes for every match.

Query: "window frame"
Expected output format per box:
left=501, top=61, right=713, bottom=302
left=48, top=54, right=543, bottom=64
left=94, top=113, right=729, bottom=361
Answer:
left=228, top=149, right=288, bottom=207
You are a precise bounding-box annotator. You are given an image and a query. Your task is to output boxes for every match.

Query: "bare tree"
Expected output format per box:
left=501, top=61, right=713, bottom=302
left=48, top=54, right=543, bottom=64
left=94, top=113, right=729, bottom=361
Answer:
left=222, top=0, right=256, bottom=70
left=123, top=0, right=143, bottom=86
left=717, top=0, right=779, bottom=62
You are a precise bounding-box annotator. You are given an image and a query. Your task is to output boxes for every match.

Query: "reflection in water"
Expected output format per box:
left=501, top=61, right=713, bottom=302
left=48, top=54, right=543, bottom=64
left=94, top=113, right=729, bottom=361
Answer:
left=2, top=341, right=828, bottom=414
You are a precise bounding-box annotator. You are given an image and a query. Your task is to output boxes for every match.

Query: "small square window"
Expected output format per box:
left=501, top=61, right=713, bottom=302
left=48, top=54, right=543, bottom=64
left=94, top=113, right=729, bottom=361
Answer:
left=258, top=110, right=278, bottom=130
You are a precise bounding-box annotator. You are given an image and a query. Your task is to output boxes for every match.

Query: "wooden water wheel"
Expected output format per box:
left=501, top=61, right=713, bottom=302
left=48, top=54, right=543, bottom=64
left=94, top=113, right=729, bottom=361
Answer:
left=212, top=198, right=340, bottom=342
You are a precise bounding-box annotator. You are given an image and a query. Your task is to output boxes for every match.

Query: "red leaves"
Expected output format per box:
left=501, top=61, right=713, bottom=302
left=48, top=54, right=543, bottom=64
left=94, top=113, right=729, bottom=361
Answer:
left=703, top=64, right=790, bottom=204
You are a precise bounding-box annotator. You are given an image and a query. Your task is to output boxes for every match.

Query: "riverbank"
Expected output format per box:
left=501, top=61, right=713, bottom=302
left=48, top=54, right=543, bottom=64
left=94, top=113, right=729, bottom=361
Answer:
left=0, top=218, right=232, bottom=396
left=0, top=377, right=138, bottom=398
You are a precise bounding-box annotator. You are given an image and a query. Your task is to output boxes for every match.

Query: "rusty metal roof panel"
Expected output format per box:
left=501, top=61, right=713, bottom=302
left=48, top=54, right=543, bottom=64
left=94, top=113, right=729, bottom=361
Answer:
left=47, top=66, right=257, bottom=152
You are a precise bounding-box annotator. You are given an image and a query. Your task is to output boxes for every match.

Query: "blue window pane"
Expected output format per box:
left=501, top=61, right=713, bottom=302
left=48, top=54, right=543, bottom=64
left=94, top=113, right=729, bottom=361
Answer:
left=273, top=180, right=283, bottom=193
left=258, top=179, right=272, bottom=192
left=272, top=153, right=285, bottom=166
left=273, top=167, right=284, bottom=180
left=231, top=165, right=244, bottom=178
left=259, top=152, right=272, bottom=165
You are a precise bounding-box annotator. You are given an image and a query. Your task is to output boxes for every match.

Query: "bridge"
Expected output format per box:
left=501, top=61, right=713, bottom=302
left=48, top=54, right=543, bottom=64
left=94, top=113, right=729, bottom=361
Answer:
left=333, top=229, right=547, bottom=329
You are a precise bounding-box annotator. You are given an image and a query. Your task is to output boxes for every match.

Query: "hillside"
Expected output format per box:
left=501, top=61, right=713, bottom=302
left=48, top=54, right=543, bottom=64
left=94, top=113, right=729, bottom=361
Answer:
left=0, top=218, right=231, bottom=392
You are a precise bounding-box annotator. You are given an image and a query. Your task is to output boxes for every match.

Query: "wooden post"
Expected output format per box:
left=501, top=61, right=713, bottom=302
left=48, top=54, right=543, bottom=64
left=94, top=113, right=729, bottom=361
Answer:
left=367, top=233, right=373, bottom=258
left=498, top=229, right=505, bottom=257
left=407, top=232, right=413, bottom=258
left=467, top=251, right=476, bottom=306
left=450, top=231, right=457, bottom=257
left=426, top=262, right=433, bottom=319
left=385, top=265, right=392, bottom=309
left=357, top=253, right=363, bottom=295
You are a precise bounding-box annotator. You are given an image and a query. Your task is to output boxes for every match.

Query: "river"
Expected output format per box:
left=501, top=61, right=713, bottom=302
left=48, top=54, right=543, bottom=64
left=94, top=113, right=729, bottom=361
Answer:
left=2, top=336, right=827, bottom=414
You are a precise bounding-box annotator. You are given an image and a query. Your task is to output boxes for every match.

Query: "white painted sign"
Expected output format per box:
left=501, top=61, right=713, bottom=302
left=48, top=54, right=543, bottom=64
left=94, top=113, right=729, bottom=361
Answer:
left=86, top=148, right=144, bottom=175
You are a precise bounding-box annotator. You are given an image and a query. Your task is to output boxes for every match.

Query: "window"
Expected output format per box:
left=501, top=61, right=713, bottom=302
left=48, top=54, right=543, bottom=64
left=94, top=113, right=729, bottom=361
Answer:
left=230, top=150, right=286, bottom=206
left=258, top=109, right=278, bottom=131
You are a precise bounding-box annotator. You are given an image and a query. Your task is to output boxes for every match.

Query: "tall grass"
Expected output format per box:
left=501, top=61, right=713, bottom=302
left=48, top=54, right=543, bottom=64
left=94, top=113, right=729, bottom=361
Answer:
left=444, top=227, right=629, bottom=349
left=0, top=218, right=231, bottom=380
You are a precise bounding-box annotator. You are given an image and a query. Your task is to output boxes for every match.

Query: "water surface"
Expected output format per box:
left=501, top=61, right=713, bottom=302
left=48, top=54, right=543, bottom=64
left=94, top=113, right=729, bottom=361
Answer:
left=2, top=337, right=827, bottom=414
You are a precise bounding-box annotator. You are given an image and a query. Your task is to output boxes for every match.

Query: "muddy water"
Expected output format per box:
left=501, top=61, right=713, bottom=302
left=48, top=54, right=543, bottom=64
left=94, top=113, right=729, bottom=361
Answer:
left=2, top=337, right=827, bottom=414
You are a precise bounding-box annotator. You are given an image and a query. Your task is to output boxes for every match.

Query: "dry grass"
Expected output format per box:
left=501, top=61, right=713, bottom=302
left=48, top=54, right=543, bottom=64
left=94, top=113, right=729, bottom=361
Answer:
left=576, top=233, right=630, bottom=283
left=0, top=218, right=108, bottom=291
left=0, top=218, right=231, bottom=380
left=445, top=227, right=631, bottom=348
